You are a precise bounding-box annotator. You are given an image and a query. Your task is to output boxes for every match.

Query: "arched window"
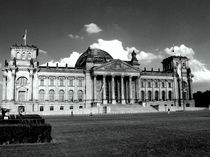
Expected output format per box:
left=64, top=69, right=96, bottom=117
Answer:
left=28, top=53, right=31, bottom=60
left=162, top=91, right=166, bottom=101
left=68, top=90, right=74, bottom=102
left=22, top=52, right=26, bottom=60
left=168, top=91, right=172, bottom=100
left=77, top=90, right=83, bottom=102
left=59, top=90, right=65, bottom=102
left=141, top=91, right=145, bottom=101
left=39, top=89, right=45, bottom=101
left=17, top=77, right=28, bottom=86
left=17, top=52, right=21, bottom=59
left=155, top=91, right=159, bottom=101
left=148, top=91, right=152, bottom=101
left=49, top=90, right=55, bottom=101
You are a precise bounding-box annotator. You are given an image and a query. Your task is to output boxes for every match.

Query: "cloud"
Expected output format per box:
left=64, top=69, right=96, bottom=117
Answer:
left=165, top=45, right=210, bottom=83
left=39, top=49, right=47, bottom=54
left=90, top=39, right=162, bottom=63
left=68, top=34, right=84, bottom=40
left=165, top=44, right=194, bottom=59
left=84, top=23, right=102, bottom=34
left=41, top=51, right=80, bottom=67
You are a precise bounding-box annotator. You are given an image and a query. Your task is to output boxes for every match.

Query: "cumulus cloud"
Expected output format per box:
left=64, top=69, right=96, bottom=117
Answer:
left=84, top=23, right=102, bottom=34
left=165, top=44, right=194, bottom=59
left=41, top=52, right=80, bottom=67
left=90, top=39, right=162, bottom=63
left=39, top=49, right=47, bottom=54
left=68, top=34, right=84, bottom=40
left=165, top=45, right=210, bottom=83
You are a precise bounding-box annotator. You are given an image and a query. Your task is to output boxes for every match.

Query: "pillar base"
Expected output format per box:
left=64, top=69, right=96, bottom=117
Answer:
left=112, top=100, right=116, bottom=104
left=130, top=100, right=134, bottom=104
left=121, top=99, right=126, bottom=104
left=103, top=100, right=107, bottom=104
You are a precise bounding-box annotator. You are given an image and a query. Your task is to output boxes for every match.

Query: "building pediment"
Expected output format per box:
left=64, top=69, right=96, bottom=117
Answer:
left=93, top=59, right=140, bottom=73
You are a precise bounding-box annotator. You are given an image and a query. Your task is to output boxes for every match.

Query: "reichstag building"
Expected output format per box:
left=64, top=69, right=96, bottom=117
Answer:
left=1, top=43, right=194, bottom=115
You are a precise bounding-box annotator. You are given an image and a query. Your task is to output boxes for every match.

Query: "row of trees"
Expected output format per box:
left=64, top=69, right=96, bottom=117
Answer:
left=193, top=90, right=210, bottom=107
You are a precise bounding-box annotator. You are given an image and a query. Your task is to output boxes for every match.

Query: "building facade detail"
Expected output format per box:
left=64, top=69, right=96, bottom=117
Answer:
left=1, top=44, right=195, bottom=115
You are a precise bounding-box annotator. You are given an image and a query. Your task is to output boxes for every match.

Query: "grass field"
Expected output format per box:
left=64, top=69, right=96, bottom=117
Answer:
left=0, top=111, right=210, bottom=157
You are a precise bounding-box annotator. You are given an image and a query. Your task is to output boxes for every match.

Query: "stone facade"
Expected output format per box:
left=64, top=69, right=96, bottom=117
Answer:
left=1, top=44, right=194, bottom=115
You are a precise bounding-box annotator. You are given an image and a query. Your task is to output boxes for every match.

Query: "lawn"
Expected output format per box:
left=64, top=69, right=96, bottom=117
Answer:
left=0, top=111, right=210, bottom=157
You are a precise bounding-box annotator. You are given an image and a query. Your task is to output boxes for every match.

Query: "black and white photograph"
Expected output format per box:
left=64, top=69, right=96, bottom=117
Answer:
left=0, top=0, right=210, bottom=156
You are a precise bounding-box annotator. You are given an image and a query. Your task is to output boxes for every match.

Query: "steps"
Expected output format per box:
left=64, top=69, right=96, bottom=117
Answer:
left=107, top=104, right=158, bottom=114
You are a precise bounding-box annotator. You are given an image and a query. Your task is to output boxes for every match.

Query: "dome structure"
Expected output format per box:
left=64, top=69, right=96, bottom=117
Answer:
left=75, top=47, right=113, bottom=68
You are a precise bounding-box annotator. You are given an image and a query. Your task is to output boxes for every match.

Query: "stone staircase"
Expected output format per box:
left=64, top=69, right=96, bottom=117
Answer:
left=107, top=104, right=158, bottom=114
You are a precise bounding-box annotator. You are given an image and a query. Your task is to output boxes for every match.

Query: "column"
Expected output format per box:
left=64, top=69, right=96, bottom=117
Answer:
left=138, top=78, right=141, bottom=102
left=29, top=72, right=33, bottom=101
left=111, top=75, right=116, bottom=104
left=2, top=74, right=6, bottom=101
left=10, top=70, right=15, bottom=101
left=65, top=77, right=68, bottom=101
left=129, top=76, right=134, bottom=104
left=102, top=75, right=107, bottom=104
left=55, top=77, right=59, bottom=101
left=45, top=77, right=49, bottom=101
left=93, top=75, right=97, bottom=102
left=166, top=80, right=168, bottom=100
left=152, top=80, right=154, bottom=101
left=121, top=76, right=125, bottom=104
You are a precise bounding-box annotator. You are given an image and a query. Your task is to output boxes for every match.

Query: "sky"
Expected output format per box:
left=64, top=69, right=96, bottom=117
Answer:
left=0, top=0, right=210, bottom=100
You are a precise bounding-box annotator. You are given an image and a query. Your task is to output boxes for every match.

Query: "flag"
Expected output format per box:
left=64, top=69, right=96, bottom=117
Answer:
left=22, top=29, right=27, bottom=45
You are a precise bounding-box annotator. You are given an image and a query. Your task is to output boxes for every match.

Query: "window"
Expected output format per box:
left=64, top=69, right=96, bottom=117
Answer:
left=50, top=78, right=54, bottom=86
left=78, top=78, right=83, bottom=87
left=28, top=53, right=31, bottom=60
left=68, top=90, right=74, bottom=102
left=50, top=106, right=54, bottom=111
left=17, top=52, right=21, bottom=59
left=155, top=82, right=158, bottom=88
left=59, top=90, right=65, bottom=102
left=77, top=90, right=83, bottom=102
left=39, top=89, right=45, bottom=101
left=168, top=82, right=172, bottom=88
left=40, top=106, right=44, bottom=111
left=79, top=106, right=83, bottom=109
left=155, top=91, right=159, bottom=101
left=17, top=77, right=27, bottom=86
left=162, top=82, right=165, bottom=88
left=70, top=106, right=73, bottom=109
left=162, top=91, right=166, bottom=101
left=60, top=78, right=64, bottom=86
left=40, top=79, right=44, bottom=86
left=60, top=106, right=64, bottom=110
left=168, top=91, right=172, bottom=100
left=69, top=78, right=74, bottom=86
left=49, top=90, right=55, bottom=101
left=22, top=52, right=26, bottom=60
left=141, top=91, right=145, bottom=101
left=141, top=81, right=144, bottom=88
left=148, top=82, right=151, bottom=88
left=148, top=91, right=152, bottom=101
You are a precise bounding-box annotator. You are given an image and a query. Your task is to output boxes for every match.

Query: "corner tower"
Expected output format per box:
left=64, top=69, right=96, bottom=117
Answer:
left=2, top=44, right=39, bottom=113
left=162, top=56, right=194, bottom=108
